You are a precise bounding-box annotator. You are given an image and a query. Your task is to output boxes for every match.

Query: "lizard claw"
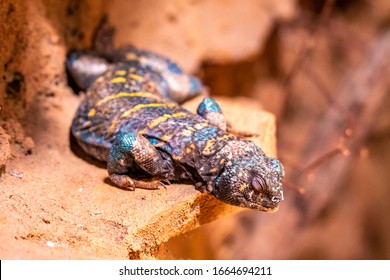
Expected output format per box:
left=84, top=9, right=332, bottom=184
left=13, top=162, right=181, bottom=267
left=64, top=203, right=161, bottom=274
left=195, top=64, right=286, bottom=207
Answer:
left=195, top=182, right=209, bottom=193
left=156, top=180, right=168, bottom=190
left=109, top=174, right=136, bottom=190
left=109, top=174, right=167, bottom=190
left=134, top=180, right=165, bottom=190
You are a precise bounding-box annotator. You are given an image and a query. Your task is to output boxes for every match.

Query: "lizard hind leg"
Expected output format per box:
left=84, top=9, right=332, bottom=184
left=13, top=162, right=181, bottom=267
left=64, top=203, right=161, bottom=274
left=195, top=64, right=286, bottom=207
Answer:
left=107, top=131, right=173, bottom=190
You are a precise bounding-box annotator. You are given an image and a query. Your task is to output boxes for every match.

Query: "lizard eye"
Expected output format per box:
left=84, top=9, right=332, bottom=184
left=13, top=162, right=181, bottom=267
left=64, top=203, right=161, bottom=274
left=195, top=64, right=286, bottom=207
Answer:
left=252, top=176, right=266, bottom=194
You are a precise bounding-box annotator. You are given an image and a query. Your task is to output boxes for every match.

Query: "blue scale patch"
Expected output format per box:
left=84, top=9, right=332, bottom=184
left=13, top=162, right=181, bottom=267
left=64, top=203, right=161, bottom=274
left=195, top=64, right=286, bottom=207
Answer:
left=197, top=98, right=222, bottom=115
left=117, top=132, right=137, bottom=151
left=194, top=126, right=218, bottom=142
left=148, top=138, right=160, bottom=145
left=167, top=62, right=183, bottom=74
left=189, top=77, right=203, bottom=95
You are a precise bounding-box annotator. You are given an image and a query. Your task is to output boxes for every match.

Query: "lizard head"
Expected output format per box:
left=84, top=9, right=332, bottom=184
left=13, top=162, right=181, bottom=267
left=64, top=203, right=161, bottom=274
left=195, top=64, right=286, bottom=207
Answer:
left=212, top=140, right=284, bottom=212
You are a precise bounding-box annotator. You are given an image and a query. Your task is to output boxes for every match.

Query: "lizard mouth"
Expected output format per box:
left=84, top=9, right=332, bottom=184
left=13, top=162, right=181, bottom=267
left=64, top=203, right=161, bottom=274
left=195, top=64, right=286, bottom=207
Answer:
left=245, top=188, right=284, bottom=211
left=258, top=194, right=283, bottom=211
left=230, top=191, right=283, bottom=212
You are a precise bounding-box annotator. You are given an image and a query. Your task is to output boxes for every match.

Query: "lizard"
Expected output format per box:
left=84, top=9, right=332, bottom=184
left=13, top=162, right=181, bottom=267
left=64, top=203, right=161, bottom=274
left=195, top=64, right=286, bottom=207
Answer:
left=67, top=45, right=284, bottom=212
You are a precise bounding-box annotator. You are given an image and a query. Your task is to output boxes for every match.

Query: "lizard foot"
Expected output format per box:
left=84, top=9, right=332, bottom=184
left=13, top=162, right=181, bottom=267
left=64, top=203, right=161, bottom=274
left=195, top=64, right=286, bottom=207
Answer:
left=109, top=174, right=166, bottom=190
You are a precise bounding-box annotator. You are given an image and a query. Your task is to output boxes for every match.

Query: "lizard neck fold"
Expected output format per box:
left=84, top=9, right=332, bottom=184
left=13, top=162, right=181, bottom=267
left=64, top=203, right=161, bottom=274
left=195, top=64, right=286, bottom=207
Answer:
left=194, top=134, right=240, bottom=188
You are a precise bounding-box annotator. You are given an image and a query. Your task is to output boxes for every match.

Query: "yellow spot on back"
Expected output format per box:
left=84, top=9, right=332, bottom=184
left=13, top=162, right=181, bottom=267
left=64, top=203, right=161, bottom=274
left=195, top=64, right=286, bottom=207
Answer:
left=96, top=92, right=156, bottom=106
left=115, top=70, right=127, bottom=76
left=139, top=56, right=148, bottom=64
left=88, top=108, right=96, bottom=117
left=181, top=129, right=192, bottom=136
left=148, top=114, right=171, bottom=128
left=129, top=73, right=144, bottom=81
left=187, top=127, right=196, bottom=132
left=111, top=77, right=126, bottom=83
left=161, top=134, right=173, bottom=141
left=172, top=112, right=187, bottom=118
left=126, top=53, right=138, bottom=60
left=148, top=112, right=187, bottom=128
left=204, top=139, right=216, bottom=151
left=186, top=147, right=192, bottom=153
left=107, top=120, right=117, bottom=134
left=194, top=123, right=208, bottom=130
left=172, top=155, right=181, bottom=161
left=120, top=103, right=176, bottom=118
left=209, top=168, right=217, bottom=173
left=239, top=185, right=246, bottom=192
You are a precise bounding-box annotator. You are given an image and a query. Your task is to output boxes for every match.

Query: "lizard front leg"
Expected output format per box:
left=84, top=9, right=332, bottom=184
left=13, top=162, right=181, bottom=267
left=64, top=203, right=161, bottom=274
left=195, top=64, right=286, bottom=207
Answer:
left=197, top=97, right=227, bottom=131
left=108, top=131, right=173, bottom=190
left=197, top=97, right=257, bottom=137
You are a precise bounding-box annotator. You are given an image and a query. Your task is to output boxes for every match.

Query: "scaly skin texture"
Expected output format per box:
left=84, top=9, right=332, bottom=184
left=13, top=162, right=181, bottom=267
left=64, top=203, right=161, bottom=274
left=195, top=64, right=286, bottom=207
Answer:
left=68, top=47, right=284, bottom=212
